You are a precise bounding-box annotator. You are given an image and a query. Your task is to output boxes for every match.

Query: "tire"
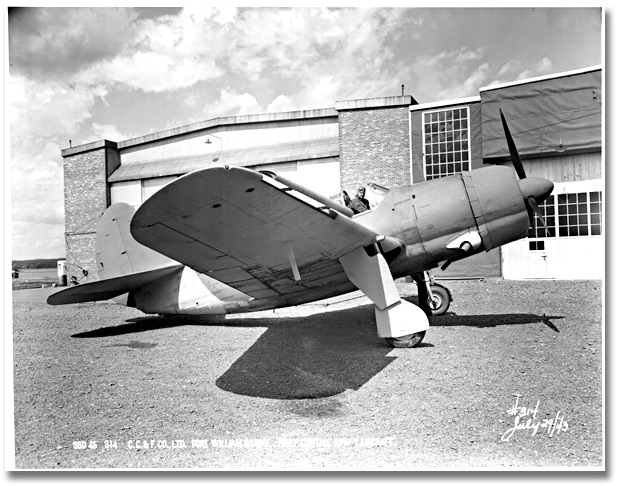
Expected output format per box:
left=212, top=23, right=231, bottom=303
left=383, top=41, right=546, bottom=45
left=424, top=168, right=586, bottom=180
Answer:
left=428, top=285, right=451, bottom=316
left=385, top=331, right=426, bottom=348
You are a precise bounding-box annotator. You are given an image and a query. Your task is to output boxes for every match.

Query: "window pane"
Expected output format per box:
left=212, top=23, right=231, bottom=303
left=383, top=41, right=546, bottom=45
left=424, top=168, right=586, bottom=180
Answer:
left=422, top=107, right=469, bottom=179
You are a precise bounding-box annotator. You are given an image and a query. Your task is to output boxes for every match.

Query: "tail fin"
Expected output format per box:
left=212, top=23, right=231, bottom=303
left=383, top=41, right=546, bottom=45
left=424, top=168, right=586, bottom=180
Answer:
left=48, top=203, right=182, bottom=306
left=96, top=203, right=176, bottom=278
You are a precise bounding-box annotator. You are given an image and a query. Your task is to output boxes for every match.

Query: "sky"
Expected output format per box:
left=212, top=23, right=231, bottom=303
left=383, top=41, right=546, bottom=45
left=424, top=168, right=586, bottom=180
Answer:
left=4, top=5, right=603, bottom=260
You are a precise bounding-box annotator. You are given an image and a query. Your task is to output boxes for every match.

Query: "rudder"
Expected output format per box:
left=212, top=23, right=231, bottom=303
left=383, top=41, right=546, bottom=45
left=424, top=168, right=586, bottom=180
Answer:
left=96, top=203, right=177, bottom=279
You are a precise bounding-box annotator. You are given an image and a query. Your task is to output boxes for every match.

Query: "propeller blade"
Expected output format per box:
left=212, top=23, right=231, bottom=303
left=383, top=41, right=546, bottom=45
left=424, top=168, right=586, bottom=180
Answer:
left=499, top=108, right=527, bottom=180
left=527, top=196, right=551, bottom=236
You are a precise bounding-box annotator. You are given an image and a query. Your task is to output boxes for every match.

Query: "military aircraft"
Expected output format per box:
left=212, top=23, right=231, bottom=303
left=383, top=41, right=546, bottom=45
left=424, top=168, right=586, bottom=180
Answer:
left=48, top=110, right=553, bottom=348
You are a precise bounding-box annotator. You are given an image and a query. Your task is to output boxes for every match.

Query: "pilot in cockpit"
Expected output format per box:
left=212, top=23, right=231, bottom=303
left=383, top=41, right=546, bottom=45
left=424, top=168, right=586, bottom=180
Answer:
left=344, top=187, right=370, bottom=214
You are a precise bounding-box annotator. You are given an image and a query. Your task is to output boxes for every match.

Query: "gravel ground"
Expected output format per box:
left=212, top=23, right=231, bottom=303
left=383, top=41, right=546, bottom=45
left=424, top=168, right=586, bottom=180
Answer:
left=10, top=279, right=603, bottom=470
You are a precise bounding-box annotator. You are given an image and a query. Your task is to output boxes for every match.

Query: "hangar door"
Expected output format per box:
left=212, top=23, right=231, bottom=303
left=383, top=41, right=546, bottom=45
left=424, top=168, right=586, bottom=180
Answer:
left=501, top=179, right=603, bottom=280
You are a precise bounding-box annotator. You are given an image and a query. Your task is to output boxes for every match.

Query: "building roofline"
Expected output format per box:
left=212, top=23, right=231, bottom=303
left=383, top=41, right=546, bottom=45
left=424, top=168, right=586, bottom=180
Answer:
left=61, top=139, right=117, bottom=157
left=63, top=108, right=337, bottom=155
left=336, top=95, right=417, bottom=111
left=409, top=96, right=481, bottom=112
left=480, top=65, right=602, bottom=93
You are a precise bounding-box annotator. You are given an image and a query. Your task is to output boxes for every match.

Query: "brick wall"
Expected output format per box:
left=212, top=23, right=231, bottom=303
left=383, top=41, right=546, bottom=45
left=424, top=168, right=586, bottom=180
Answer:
left=338, top=104, right=412, bottom=192
left=63, top=143, right=119, bottom=282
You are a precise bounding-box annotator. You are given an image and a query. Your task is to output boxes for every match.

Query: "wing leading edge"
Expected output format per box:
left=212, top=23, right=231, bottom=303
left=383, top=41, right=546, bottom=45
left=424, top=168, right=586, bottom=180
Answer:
left=130, top=166, right=382, bottom=301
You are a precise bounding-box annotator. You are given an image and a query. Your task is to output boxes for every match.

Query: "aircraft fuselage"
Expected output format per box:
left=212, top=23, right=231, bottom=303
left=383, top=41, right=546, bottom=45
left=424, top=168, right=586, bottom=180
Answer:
left=127, top=164, right=546, bottom=316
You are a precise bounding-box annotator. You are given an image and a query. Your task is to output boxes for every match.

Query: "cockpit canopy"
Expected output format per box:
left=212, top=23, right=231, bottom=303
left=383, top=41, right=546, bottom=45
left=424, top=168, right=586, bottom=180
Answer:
left=365, top=182, right=390, bottom=209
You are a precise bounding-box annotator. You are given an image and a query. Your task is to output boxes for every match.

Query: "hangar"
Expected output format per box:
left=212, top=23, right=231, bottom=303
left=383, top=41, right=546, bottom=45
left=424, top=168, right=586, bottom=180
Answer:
left=61, top=65, right=602, bottom=283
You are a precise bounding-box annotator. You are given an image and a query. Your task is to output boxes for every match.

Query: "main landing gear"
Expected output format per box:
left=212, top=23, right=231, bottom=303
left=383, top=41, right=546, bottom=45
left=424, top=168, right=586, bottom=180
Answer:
left=385, top=331, right=427, bottom=348
left=384, top=272, right=451, bottom=348
left=413, top=271, right=452, bottom=317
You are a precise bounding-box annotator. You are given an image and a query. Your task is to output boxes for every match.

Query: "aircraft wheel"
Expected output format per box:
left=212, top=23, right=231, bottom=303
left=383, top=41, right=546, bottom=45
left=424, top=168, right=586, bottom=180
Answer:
left=386, top=331, right=426, bottom=348
left=428, top=285, right=450, bottom=316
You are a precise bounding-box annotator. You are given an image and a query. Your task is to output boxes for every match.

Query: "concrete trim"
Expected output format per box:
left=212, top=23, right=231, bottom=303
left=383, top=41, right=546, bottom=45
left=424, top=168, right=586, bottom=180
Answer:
left=335, top=96, right=416, bottom=112
left=409, top=96, right=481, bottom=112
left=61, top=139, right=117, bottom=158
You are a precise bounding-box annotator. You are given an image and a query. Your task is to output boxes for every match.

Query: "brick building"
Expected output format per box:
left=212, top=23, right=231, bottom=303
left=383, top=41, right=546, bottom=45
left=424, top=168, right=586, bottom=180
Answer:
left=61, top=66, right=602, bottom=282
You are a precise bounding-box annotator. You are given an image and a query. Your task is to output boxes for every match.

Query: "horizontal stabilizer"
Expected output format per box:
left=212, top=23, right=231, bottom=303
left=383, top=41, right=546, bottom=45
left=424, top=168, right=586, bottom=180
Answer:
left=47, top=264, right=183, bottom=305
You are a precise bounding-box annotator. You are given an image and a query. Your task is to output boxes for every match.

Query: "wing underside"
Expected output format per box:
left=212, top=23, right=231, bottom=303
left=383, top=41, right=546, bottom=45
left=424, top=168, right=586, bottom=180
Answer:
left=130, top=167, right=381, bottom=300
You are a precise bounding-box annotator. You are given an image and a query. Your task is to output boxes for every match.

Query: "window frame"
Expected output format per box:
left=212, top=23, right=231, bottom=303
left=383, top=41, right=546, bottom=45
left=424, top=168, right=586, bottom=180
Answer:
left=422, top=106, right=471, bottom=180
left=527, top=190, right=603, bottom=249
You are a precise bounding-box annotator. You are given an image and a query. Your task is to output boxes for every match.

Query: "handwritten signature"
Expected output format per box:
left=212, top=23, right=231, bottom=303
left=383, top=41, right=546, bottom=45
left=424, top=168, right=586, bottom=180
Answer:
left=501, top=394, right=568, bottom=442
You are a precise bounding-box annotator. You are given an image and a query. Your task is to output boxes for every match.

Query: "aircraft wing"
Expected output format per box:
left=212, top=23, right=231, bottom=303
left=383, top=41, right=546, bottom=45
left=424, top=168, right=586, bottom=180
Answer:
left=47, top=264, right=183, bottom=305
left=131, top=166, right=382, bottom=300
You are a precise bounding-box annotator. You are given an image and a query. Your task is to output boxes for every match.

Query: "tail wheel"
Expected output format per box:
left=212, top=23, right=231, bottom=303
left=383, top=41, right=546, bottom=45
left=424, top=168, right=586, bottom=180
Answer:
left=385, top=331, right=426, bottom=348
left=428, top=285, right=451, bottom=316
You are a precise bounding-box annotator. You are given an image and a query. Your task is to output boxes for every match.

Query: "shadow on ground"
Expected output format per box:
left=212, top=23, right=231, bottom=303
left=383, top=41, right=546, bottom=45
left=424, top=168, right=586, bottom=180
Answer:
left=71, top=304, right=563, bottom=400
left=431, top=313, right=563, bottom=332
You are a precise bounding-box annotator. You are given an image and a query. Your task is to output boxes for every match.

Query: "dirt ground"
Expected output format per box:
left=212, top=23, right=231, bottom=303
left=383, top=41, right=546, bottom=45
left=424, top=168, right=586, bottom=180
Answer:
left=9, top=279, right=604, bottom=470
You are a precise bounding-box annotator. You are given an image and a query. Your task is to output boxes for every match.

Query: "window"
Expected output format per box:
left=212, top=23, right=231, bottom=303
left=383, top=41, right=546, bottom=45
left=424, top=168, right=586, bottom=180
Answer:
left=529, top=240, right=545, bottom=251
left=423, top=107, right=470, bottom=180
left=528, top=195, right=556, bottom=239
left=527, top=191, right=603, bottom=242
left=557, top=191, right=602, bottom=237
left=589, top=191, right=602, bottom=236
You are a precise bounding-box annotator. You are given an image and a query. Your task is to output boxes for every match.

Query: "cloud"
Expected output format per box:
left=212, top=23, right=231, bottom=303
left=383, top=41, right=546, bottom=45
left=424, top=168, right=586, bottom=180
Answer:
left=411, top=47, right=490, bottom=102
left=203, top=90, right=262, bottom=117
left=487, top=58, right=555, bottom=87
left=8, top=7, right=139, bottom=80
left=437, top=63, right=490, bottom=101
left=454, top=47, right=484, bottom=64
left=498, top=59, right=520, bottom=77
left=516, top=57, right=554, bottom=80
left=9, top=75, right=106, bottom=147
left=265, top=95, right=299, bottom=113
